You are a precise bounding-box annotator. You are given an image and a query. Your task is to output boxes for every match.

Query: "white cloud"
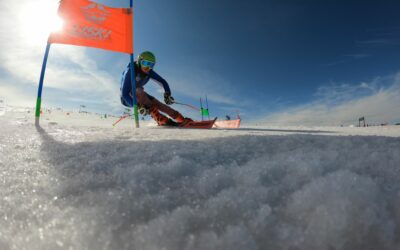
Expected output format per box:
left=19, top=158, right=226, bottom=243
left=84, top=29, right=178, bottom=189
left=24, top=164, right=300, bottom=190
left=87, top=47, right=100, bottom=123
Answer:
left=313, top=79, right=380, bottom=105
left=0, top=0, right=123, bottom=113
left=0, top=83, right=36, bottom=107
left=356, top=39, right=399, bottom=46
left=257, top=73, right=400, bottom=126
left=343, top=54, right=370, bottom=59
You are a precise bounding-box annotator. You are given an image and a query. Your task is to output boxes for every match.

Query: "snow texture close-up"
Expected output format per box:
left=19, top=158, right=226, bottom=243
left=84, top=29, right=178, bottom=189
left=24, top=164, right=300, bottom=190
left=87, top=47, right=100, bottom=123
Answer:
left=1, top=107, right=400, bottom=250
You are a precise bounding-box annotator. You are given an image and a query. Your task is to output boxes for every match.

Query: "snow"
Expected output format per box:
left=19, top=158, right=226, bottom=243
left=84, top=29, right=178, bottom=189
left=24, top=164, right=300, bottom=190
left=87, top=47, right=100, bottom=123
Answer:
left=1, top=107, right=400, bottom=250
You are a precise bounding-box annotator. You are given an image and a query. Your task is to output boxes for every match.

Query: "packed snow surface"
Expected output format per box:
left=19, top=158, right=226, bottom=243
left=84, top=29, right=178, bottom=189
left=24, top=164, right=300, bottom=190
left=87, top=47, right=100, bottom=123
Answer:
left=1, top=108, right=400, bottom=250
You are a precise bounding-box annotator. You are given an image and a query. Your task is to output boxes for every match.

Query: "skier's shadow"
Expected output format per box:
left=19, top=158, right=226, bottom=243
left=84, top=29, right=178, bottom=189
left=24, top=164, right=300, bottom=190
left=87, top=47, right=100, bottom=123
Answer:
left=36, top=124, right=199, bottom=246
left=34, top=123, right=400, bottom=249
left=36, top=123, right=308, bottom=221
left=36, top=123, right=275, bottom=245
left=35, top=122, right=340, bottom=227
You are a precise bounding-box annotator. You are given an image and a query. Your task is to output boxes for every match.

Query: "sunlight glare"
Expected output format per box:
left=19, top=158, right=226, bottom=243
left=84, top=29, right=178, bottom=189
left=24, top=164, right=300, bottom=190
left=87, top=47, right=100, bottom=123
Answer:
left=19, top=0, right=63, bottom=45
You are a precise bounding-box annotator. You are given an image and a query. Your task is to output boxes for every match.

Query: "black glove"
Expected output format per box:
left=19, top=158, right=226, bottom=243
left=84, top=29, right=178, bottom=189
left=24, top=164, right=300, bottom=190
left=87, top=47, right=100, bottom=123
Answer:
left=164, top=92, right=175, bottom=105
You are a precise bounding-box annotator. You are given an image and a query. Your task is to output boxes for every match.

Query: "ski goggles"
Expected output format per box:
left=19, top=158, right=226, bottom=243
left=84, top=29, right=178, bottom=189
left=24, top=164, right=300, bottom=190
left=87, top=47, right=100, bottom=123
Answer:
left=140, top=60, right=155, bottom=68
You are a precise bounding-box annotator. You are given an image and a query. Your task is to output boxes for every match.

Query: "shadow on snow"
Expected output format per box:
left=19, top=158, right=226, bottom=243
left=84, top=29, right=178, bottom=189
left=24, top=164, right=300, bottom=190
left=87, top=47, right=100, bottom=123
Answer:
left=34, top=124, right=400, bottom=250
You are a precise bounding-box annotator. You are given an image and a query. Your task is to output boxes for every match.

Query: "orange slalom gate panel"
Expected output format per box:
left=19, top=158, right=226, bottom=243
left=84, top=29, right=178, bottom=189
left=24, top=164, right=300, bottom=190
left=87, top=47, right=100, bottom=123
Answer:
left=49, top=0, right=133, bottom=54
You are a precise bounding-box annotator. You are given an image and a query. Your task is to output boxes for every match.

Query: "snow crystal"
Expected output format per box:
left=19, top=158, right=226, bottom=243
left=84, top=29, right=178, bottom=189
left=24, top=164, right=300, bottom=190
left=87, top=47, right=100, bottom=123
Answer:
left=0, top=108, right=399, bottom=250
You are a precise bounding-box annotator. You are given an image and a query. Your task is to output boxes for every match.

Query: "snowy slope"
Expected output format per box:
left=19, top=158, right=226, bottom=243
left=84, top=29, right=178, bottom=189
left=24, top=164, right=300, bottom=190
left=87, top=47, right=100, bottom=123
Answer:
left=1, top=107, right=400, bottom=250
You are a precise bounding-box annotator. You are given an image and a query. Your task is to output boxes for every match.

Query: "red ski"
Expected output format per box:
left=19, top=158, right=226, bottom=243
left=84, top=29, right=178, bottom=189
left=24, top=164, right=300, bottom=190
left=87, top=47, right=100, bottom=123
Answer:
left=162, top=118, right=217, bottom=129
left=181, top=118, right=217, bottom=129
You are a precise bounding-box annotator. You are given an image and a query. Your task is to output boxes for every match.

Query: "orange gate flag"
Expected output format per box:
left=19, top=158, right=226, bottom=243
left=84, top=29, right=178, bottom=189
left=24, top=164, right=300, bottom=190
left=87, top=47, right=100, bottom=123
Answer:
left=49, top=0, right=133, bottom=54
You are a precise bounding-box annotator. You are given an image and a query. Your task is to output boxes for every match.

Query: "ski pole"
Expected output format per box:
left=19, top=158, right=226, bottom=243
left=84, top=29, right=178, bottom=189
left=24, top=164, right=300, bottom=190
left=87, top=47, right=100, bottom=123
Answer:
left=113, top=114, right=130, bottom=127
left=173, top=101, right=200, bottom=111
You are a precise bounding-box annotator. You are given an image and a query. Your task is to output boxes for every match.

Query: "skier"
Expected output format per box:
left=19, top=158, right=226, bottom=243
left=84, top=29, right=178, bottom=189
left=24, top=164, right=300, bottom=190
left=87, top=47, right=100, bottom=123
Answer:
left=120, top=51, right=192, bottom=126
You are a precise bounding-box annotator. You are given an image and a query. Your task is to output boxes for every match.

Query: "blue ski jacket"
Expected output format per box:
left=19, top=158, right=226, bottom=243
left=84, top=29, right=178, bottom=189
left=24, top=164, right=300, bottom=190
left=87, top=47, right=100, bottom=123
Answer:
left=120, top=62, right=171, bottom=107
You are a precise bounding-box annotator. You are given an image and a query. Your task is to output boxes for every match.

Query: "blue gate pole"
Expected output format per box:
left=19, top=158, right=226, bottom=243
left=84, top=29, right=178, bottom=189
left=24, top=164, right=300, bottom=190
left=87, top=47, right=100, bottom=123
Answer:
left=35, top=43, right=51, bottom=125
left=130, top=0, right=139, bottom=128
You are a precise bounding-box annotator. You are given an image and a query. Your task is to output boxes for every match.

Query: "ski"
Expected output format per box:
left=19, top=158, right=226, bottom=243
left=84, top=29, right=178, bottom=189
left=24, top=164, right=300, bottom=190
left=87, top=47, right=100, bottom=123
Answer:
left=181, top=117, right=217, bottom=129
left=161, top=118, right=217, bottom=129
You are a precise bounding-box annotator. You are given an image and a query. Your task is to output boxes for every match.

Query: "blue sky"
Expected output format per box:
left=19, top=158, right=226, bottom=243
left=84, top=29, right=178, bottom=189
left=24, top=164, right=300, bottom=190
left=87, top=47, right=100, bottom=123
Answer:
left=1, top=0, right=400, bottom=125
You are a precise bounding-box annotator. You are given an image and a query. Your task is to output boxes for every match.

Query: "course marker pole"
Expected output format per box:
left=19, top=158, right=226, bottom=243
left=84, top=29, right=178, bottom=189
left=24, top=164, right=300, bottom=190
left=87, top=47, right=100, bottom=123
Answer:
left=130, top=0, right=139, bottom=128
left=35, top=43, right=51, bottom=125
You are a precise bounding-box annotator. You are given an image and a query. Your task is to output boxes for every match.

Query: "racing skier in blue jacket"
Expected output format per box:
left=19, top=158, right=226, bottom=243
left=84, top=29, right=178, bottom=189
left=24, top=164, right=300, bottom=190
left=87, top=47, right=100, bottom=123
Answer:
left=120, top=51, right=191, bottom=126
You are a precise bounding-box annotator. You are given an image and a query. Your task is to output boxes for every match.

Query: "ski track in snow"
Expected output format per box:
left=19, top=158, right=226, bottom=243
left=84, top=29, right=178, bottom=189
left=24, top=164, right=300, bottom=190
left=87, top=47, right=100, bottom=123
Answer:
left=1, top=108, right=400, bottom=250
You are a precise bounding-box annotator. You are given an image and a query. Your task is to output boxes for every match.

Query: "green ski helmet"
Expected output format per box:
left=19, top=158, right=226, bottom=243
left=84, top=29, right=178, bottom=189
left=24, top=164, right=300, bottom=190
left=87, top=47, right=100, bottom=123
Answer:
left=138, top=51, right=156, bottom=66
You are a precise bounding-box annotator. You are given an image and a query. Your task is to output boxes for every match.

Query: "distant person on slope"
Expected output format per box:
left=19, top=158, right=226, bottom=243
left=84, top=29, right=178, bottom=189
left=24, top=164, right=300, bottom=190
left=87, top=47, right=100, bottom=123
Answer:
left=120, top=51, right=191, bottom=126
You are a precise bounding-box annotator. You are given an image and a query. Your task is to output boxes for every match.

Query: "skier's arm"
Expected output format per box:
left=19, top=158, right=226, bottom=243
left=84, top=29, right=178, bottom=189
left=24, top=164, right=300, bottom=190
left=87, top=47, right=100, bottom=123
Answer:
left=149, top=70, right=171, bottom=94
left=120, top=65, right=134, bottom=107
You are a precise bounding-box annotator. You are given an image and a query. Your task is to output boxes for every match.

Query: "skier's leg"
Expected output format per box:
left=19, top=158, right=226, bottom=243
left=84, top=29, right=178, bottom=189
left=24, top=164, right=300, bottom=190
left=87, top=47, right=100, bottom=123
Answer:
left=149, top=108, right=171, bottom=125
left=149, top=97, right=185, bottom=123
left=136, top=88, right=170, bottom=125
left=136, top=88, right=153, bottom=108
